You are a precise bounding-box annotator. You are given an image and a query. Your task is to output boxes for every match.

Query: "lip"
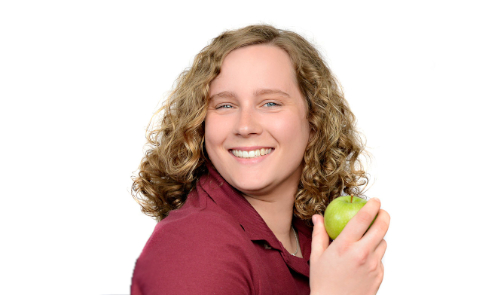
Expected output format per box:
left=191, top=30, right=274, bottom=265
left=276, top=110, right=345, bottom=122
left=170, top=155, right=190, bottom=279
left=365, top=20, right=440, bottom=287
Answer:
left=228, top=146, right=274, bottom=151
left=228, top=146, right=275, bottom=163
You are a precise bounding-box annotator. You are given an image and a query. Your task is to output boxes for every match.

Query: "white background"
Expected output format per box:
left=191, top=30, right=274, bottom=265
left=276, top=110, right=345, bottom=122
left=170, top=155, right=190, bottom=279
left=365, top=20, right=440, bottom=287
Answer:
left=1, top=0, right=499, bottom=294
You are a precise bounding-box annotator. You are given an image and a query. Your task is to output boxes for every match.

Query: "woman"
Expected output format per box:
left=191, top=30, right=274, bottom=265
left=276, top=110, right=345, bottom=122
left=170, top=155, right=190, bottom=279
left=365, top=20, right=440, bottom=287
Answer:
left=131, top=24, right=390, bottom=295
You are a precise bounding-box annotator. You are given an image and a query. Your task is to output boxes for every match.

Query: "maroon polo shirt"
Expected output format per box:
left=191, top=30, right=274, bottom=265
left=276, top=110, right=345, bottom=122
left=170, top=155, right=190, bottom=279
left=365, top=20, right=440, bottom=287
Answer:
left=131, top=165, right=312, bottom=294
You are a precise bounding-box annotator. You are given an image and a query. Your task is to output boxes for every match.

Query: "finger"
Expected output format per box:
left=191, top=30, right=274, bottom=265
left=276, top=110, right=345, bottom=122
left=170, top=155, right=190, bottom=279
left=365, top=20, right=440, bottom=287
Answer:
left=361, top=209, right=390, bottom=250
left=337, top=198, right=381, bottom=244
left=310, top=214, right=330, bottom=263
left=379, top=261, right=385, bottom=286
left=374, top=238, right=388, bottom=261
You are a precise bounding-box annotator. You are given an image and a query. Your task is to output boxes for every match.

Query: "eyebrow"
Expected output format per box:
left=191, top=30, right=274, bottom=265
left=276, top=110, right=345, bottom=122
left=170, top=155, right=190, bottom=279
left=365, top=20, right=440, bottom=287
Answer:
left=209, top=89, right=291, bottom=100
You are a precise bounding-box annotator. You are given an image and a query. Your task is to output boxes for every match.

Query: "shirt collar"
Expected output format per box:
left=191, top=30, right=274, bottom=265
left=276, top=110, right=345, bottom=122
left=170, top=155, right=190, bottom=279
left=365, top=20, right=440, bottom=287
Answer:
left=198, top=163, right=312, bottom=258
left=199, top=164, right=277, bottom=245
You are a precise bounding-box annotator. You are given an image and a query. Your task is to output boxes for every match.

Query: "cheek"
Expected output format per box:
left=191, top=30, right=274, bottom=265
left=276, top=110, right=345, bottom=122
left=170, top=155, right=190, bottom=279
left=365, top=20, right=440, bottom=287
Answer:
left=204, top=114, right=227, bottom=154
left=271, top=113, right=310, bottom=147
left=204, top=117, right=216, bottom=150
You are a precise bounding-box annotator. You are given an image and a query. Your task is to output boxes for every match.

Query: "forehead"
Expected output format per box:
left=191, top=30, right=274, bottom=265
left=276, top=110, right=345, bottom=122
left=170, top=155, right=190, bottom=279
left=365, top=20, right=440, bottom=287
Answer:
left=209, top=44, right=298, bottom=95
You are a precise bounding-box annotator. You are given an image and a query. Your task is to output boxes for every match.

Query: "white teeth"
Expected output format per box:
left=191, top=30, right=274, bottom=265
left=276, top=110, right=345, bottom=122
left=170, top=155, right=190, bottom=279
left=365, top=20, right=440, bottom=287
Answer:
left=231, top=148, right=272, bottom=158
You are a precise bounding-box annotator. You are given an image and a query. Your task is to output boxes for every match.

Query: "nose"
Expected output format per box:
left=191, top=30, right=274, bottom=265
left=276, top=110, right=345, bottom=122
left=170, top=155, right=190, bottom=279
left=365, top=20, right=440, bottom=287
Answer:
left=234, top=106, right=262, bottom=137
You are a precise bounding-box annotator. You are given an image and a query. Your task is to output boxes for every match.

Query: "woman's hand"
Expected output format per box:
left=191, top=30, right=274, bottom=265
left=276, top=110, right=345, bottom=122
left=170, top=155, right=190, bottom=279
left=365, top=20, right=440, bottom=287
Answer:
left=309, top=198, right=390, bottom=295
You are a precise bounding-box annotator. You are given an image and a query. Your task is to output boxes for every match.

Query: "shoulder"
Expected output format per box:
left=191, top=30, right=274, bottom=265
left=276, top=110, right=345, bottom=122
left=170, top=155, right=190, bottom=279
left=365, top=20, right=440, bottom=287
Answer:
left=148, top=203, right=248, bottom=252
left=132, top=191, right=255, bottom=295
left=150, top=186, right=248, bottom=248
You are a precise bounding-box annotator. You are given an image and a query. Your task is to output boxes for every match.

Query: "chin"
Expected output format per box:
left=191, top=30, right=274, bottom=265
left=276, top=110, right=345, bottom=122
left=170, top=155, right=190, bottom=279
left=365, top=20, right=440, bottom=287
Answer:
left=225, top=174, right=272, bottom=195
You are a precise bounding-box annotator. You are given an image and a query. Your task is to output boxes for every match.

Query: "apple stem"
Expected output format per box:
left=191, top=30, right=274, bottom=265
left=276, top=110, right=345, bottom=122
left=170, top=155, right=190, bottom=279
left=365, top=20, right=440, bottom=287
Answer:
left=350, top=195, right=353, bottom=203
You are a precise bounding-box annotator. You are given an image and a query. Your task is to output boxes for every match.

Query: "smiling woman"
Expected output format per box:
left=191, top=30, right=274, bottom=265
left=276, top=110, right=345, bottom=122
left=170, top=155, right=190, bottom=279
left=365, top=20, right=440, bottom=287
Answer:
left=206, top=45, right=310, bottom=208
left=131, top=24, right=390, bottom=295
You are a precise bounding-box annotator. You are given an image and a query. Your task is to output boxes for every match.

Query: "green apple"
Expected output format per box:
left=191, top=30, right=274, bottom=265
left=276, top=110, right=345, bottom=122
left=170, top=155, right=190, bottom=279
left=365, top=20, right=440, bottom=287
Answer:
left=324, top=195, right=376, bottom=240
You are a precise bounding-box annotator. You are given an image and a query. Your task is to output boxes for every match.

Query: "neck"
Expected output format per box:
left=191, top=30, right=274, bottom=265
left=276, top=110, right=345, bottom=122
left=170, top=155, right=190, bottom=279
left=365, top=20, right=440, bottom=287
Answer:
left=244, top=192, right=295, bottom=239
left=227, top=162, right=305, bottom=257
left=243, top=186, right=301, bottom=257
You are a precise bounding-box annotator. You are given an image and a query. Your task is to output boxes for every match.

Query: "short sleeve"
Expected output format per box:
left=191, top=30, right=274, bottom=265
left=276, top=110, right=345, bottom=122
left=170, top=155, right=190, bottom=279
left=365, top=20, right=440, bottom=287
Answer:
left=131, top=211, right=256, bottom=295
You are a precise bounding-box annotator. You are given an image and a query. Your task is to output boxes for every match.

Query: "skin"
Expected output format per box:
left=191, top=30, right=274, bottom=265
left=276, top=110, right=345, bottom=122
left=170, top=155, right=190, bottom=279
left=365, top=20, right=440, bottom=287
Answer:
left=205, top=44, right=310, bottom=256
left=205, top=44, right=391, bottom=294
left=310, top=198, right=390, bottom=295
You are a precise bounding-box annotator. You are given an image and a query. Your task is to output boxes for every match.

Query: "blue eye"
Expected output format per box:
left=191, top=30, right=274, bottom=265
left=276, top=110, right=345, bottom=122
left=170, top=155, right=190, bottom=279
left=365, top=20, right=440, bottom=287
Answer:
left=264, top=102, right=279, bottom=107
left=216, top=104, right=232, bottom=109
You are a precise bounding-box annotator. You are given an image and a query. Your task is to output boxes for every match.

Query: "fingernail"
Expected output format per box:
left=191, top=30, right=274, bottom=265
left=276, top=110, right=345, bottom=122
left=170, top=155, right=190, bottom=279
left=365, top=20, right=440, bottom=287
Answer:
left=312, top=215, right=317, bottom=225
left=372, top=197, right=380, bottom=202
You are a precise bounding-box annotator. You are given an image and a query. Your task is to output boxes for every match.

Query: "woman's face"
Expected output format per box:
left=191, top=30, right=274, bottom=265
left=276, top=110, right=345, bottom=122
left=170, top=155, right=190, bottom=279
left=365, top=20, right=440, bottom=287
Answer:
left=205, top=44, right=310, bottom=198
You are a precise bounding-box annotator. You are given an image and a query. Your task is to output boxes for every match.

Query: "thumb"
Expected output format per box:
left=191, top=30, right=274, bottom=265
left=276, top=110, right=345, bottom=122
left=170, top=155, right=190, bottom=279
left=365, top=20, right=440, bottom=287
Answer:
left=310, top=214, right=330, bottom=264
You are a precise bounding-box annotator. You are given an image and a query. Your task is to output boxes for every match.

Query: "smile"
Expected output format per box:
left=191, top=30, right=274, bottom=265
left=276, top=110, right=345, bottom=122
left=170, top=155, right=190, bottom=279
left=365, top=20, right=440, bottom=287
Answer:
left=230, top=148, right=274, bottom=159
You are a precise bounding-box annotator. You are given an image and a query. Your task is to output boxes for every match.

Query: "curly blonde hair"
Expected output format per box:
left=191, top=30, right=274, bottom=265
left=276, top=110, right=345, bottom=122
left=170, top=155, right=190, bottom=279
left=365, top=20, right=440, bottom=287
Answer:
left=132, top=24, right=369, bottom=222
